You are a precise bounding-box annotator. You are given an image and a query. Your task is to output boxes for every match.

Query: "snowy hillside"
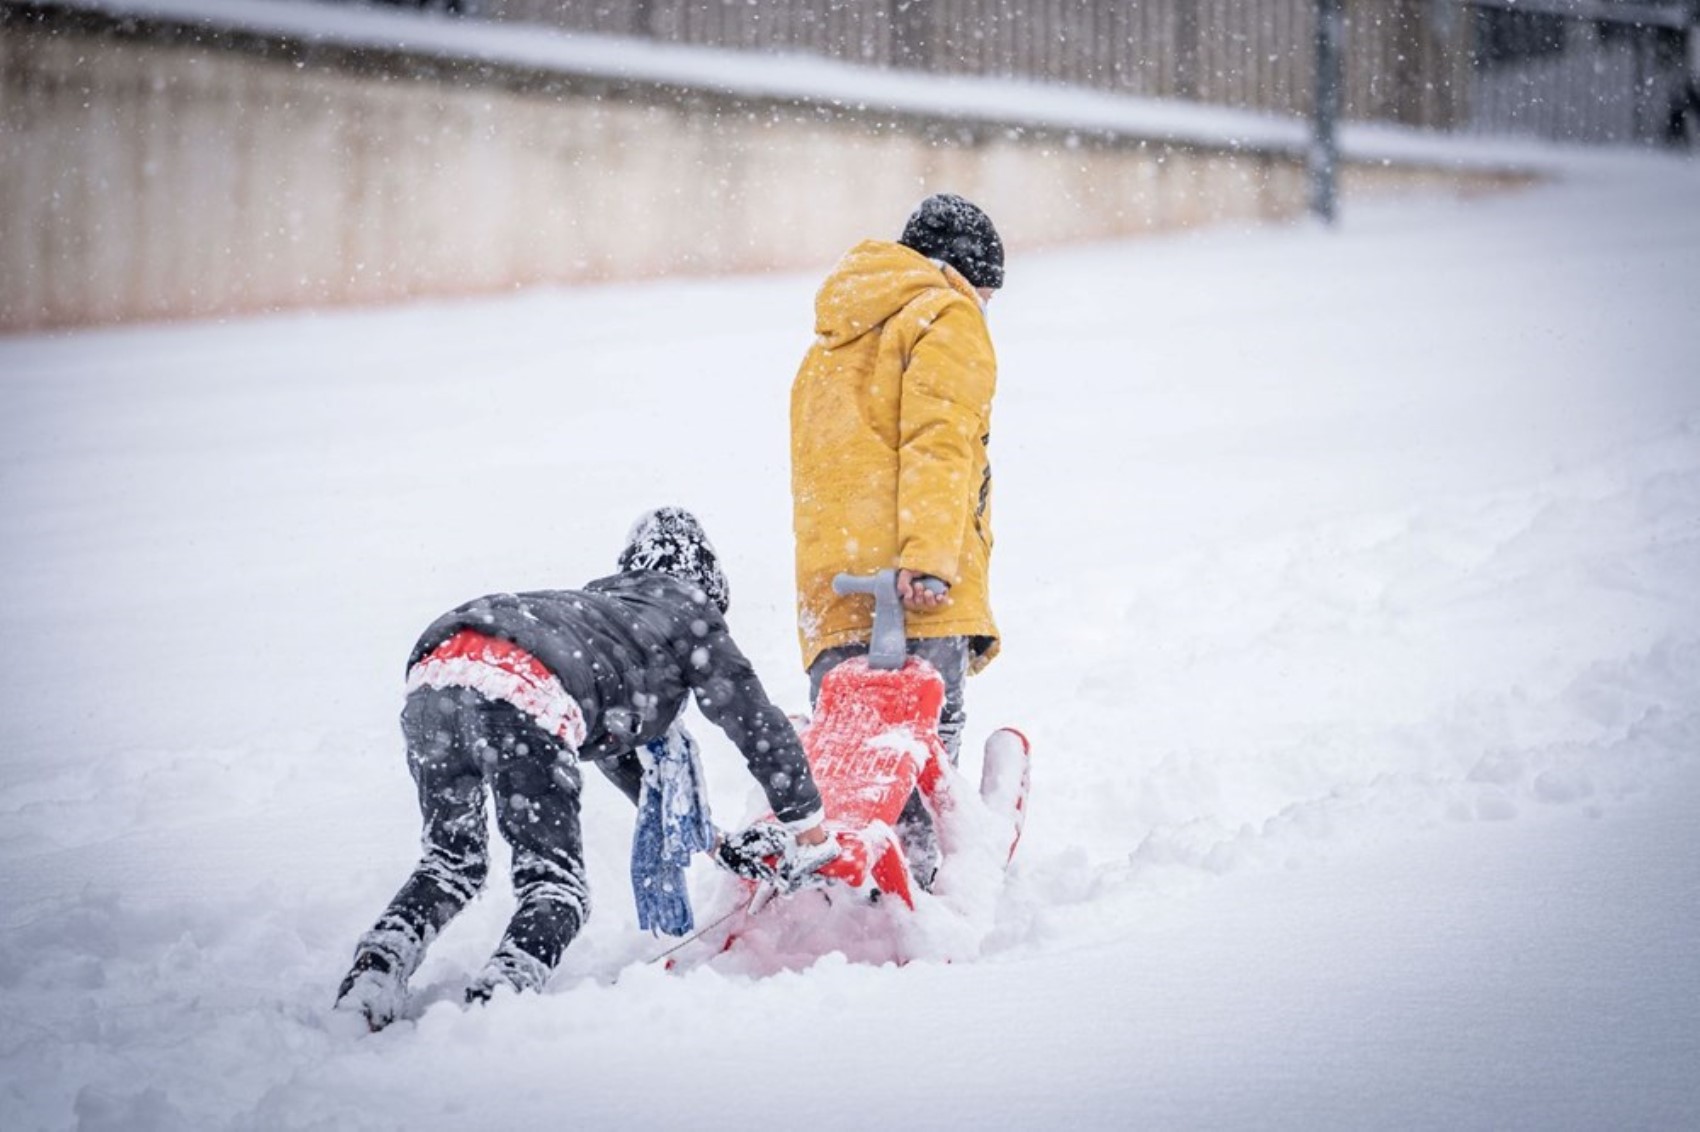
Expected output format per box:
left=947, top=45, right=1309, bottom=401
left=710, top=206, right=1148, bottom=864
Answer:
left=2, top=155, right=1698, bottom=1130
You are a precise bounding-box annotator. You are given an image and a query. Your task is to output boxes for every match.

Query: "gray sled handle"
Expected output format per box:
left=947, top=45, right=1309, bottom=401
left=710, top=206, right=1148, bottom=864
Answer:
left=831, top=569, right=947, bottom=671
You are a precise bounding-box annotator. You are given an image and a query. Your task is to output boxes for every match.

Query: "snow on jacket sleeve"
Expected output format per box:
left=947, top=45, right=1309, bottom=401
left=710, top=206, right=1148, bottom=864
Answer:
left=687, top=620, right=823, bottom=825
left=897, top=295, right=998, bottom=583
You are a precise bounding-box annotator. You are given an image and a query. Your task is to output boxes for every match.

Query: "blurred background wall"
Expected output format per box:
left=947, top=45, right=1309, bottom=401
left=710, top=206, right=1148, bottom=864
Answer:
left=2, top=0, right=1690, bottom=332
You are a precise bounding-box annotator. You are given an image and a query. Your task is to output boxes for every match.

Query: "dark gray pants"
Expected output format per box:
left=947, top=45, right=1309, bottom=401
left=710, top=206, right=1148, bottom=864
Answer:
left=351, top=687, right=591, bottom=993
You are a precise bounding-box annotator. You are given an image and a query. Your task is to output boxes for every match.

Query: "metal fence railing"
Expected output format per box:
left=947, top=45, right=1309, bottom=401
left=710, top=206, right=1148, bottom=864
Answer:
left=358, top=0, right=1700, bottom=146
left=1466, top=0, right=1694, bottom=143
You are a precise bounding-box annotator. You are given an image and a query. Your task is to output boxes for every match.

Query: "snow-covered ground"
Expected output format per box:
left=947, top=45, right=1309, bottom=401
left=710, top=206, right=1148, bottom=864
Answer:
left=2, top=154, right=1698, bottom=1130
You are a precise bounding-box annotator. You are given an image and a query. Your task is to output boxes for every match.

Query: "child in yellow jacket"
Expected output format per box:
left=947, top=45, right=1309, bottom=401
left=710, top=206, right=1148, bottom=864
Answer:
left=790, top=194, right=1006, bottom=885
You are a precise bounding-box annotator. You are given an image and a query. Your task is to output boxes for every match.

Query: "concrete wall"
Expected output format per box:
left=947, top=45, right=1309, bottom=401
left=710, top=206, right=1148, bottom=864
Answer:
left=0, top=5, right=1523, bottom=333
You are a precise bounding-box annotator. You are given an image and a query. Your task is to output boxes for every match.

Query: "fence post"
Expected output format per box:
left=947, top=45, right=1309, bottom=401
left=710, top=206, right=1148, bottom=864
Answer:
left=1176, top=2, right=1200, bottom=99
left=1310, top=0, right=1345, bottom=223
left=891, top=0, right=929, bottom=70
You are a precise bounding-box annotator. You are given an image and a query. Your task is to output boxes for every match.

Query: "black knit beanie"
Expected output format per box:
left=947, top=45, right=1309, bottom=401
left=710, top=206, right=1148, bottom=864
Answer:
left=898, top=193, right=1005, bottom=290
left=617, top=507, right=731, bottom=613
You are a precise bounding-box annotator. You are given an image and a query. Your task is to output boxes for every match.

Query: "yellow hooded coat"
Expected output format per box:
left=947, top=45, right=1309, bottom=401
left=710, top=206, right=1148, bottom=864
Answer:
left=790, top=239, right=1000, bottom=673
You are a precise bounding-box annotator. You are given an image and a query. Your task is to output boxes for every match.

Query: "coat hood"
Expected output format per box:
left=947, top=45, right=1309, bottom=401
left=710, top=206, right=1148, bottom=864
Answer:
left=812, top=240, right=976, bottom=350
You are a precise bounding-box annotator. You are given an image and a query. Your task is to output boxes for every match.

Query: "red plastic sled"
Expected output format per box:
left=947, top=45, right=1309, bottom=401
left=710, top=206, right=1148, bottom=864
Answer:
left=801, top=653, right=953, bottom=909
left=660, top=653, right=949, bottom=969
left=689, top=572, right=1030, bottom=967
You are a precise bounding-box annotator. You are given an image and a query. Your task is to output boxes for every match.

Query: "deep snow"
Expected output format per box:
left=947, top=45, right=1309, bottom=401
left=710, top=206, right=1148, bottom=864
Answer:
left=2, top=154, right=1699, bottom=1130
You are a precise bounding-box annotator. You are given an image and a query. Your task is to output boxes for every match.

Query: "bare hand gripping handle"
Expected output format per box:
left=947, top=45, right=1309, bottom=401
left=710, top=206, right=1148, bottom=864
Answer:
left=831, top=569, right=947, bottom=671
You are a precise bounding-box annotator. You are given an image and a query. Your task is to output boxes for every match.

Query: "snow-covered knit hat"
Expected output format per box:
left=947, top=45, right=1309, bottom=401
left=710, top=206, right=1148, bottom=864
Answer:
left=618, top=507, right=731, bottom=613
left=898, top=193, right=1005, bottom=290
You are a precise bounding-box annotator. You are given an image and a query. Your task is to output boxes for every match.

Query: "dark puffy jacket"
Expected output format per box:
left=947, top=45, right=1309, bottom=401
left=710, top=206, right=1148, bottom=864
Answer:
left=408, top=570, right=822, bottom=824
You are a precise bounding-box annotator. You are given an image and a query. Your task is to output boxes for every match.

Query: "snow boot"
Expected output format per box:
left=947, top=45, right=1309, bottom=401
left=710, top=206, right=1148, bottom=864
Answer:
left=895, top=791, right=941, bottom=893
left=333, top=950, right=405, bottom=1032
left=465, top=943, right=550, bottom=1005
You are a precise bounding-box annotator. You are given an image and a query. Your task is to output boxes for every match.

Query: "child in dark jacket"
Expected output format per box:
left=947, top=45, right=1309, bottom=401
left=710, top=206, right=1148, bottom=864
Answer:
left=334, top=508, right=829, bottom=1030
